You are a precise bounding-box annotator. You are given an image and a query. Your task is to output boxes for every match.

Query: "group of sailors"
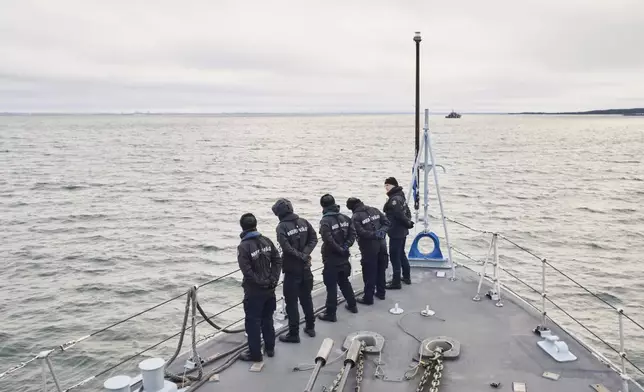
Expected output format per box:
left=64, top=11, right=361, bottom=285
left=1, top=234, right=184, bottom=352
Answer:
left=235, top=177, right=415, bottom=362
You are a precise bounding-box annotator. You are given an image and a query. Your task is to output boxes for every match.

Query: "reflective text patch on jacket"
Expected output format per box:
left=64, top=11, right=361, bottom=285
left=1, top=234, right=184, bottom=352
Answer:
left=237, top=233, right=282, bottom=295
left=276, top=215, right=318, bottom=273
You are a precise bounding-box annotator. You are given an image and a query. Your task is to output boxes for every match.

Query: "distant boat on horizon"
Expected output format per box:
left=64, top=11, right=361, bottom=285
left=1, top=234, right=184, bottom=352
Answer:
left=446, top=109, right=461, bottom=119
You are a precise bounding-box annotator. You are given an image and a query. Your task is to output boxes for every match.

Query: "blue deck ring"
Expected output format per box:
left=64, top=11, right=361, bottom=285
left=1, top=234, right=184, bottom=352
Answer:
left=408, top=231, right=444, bottom=260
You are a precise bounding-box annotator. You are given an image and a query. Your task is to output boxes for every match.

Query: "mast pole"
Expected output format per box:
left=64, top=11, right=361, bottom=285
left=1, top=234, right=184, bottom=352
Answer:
left=414, top=32, right=421, bottom=214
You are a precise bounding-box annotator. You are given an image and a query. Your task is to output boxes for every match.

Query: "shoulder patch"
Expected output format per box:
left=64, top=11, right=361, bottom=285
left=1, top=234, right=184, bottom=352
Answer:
left=392, top=200, right=397, bottom=205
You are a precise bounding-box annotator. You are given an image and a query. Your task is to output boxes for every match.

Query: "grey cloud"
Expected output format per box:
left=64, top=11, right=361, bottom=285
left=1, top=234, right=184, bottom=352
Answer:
left=1, top=0, right=643, bottom=112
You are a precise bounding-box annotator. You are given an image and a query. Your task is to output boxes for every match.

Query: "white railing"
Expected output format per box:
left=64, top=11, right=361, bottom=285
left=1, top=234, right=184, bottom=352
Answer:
left=445, top=216, right=644, bottom=392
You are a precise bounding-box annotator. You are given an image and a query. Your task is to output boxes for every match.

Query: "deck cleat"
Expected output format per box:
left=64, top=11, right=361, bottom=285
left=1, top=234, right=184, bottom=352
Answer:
left=389, top=303, right=404, bottom=315
left=537, top=334, right=577, bottom=362
left=420, top=305, right=435, bottom=317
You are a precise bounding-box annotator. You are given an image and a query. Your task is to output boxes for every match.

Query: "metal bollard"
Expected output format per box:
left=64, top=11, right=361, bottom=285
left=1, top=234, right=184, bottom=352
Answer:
left=139, top=358, right=165, bottom=392
left=103, top=375, right=131, bottom=392
left=138, top=358, right=177, bottom=392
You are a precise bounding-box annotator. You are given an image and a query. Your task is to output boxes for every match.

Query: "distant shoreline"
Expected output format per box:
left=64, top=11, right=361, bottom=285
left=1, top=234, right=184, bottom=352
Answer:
left=1, top=108, right=643, bottom=116
left=509, top=108, right=644, bottom=116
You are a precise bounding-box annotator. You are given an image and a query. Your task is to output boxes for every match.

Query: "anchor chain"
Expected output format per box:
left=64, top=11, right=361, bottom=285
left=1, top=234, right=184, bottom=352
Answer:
left=322, top=366, right=345, bottom=392
left=429, top=355, right=444, bottom=392
left=355, top=341, right=366, bottom=392
left=323, top=341, right=366, bottom=392
left=415, top=349, right=444, bottom=392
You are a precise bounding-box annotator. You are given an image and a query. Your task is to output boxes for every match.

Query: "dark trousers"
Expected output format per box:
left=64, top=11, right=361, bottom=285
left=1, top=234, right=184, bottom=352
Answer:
left=323, top=263, right=356, bottom=315
left=283, top=270, right=315, bottom=334
left=243, top=293, right=276, bottom=359
left=389, top=237, right=410, bottom=283
left=361, top=241, right=389, bottom=302
left=376, top=241, right=388, bottom=297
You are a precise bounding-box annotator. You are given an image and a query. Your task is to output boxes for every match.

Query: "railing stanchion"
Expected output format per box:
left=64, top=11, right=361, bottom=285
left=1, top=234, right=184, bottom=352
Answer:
left=541, top=259, right=546, bottom=326
left=472, top=233, right=495, bottom=301
left=42, top=355, right=47, bottom=392
left=493, top=234, right=503, bottom=307
left=533, top=259, right=550, bottom=335
left=618, top=308, right=629, bottom=392
left=44, top=356, right=62, bottom=392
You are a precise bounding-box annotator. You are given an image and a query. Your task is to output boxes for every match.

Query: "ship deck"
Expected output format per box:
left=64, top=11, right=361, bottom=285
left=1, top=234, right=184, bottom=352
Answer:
left=169, top=266, right=630, bottom=392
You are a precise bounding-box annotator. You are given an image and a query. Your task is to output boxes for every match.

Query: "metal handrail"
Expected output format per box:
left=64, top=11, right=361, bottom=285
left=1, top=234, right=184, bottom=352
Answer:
left=445, top=217, right=644, bottom=391
left=0, top=268, right=243, bottom=382
left=58, top=265, right=327, bottom=392
left=0, top=264, right=329, bottom=392
left=444, top=215, right=644, bottom=334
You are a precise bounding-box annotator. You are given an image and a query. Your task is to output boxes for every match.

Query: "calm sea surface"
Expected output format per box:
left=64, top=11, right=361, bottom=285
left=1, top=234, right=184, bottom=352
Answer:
left=1, top=114, right=643, bottom=390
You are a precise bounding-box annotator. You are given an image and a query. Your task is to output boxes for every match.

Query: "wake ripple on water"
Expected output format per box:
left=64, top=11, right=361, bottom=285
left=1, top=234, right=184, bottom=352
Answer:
left=576, top=206, right=606, bottom=214
left=197, top=244, right=228, bottom=252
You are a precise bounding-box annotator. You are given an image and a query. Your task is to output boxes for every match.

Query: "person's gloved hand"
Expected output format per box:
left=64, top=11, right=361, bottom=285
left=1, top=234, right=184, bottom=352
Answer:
left=268, top=279, right=278, bottom=289
left=375, top=230, right=386, bottom=239
left=342, top=244, right=350, bottom=257
left=306, top=255, right=312, bottom=267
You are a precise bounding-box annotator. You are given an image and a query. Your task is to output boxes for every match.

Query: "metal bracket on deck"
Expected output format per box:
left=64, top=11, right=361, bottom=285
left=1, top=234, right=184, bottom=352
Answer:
left=537, top=331, right=577, bottom=362
left=534, top=325, right=550, bottom=336
left=342, top=331, right=385, bottom=354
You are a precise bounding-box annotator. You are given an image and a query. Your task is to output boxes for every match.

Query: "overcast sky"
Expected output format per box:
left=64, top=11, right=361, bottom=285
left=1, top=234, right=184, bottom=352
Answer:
left=1, top=0, right=643, bottom=113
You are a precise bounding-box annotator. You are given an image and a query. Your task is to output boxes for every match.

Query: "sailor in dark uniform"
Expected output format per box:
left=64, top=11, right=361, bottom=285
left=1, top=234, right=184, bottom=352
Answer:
left=383, top=177, right=415, bottom=289
left=236, top=213, right=282, bottom=362
left=271, top=198, right=318, bottom=343
left=346, top=197, right=391, bottom=304
left=317, top=194, right=358, bottom=321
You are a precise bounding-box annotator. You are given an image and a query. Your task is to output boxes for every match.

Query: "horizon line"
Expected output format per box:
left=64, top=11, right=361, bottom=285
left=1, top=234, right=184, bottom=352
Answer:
left=0, top=111, right=504, bottom=116
left=1, top=107, right=641, bottom=116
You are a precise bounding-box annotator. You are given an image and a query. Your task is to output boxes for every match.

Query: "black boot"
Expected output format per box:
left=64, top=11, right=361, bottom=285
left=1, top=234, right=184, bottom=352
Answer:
left=386, top=281, right=402, bottom=290
left=304, top=326, right=316, bottom=337
left=402, top=278, right=412, bottom=285
left=239, top=350, right=262, bottom=362
left=375, top=294, right=386, bottom=300
left=318, top=312, right=337, bottom=322
left=265, top=348, right=275, bottom=357
left=279, top=333, right=300, bottom=343
left=356, top=297, right=373, bottom=305
left=345, top=303, right=358, bottom=313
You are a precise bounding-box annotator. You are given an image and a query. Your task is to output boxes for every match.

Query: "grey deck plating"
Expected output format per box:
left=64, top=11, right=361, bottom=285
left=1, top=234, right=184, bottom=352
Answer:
left=175, top=267, right=628, bottom=392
